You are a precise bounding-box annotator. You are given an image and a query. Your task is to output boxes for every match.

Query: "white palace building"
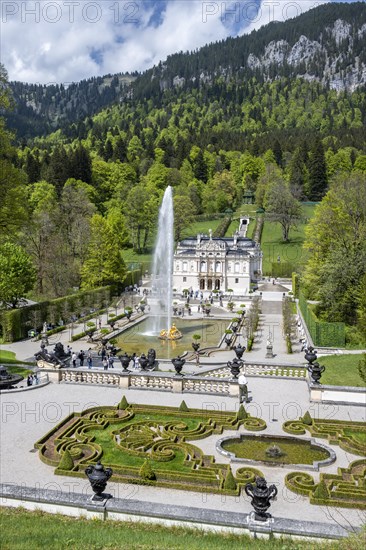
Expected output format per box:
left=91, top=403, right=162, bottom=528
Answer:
left=173, top=217, right=262, bottom=296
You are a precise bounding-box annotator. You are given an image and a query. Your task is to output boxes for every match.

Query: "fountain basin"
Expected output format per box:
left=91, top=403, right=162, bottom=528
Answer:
left=216, top=434, right=335, bottom=471
left=116, top=318, right=228, bottom=359
left=0, top=366, right=24, bottom=389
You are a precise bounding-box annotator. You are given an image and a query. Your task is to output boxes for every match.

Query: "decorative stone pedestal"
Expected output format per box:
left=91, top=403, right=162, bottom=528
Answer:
left=265, top=344, right=273, bottom=358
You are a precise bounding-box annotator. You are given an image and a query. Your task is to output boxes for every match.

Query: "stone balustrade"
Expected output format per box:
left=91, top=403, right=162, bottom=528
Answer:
left=53, top=362, right=306, bottom=397
left=202, top=364, right=307, bottom=379
left=57, top=369, right=237, bottom=396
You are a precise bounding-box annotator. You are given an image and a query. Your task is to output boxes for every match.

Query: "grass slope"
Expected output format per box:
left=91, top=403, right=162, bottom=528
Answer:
left=0, top=507, right=363, bottom=550
left=261, top=204, right=316, bottom=275
left=318, top=354, right=366, bottom=387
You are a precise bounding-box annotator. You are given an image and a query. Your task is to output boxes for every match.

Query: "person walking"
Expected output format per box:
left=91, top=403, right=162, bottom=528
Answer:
left=108, top=354, right=114, bottom=369
left=238, top=372, right=248, bottom=404
left=78, top=350, right=85, bottom=367
left=134, top=355, right=140, bottom=371
left=87, top=351, right=93, bottom=369
left=72, top=352, right=77, bottom=368
left=103, top=357, right=108, bottom=370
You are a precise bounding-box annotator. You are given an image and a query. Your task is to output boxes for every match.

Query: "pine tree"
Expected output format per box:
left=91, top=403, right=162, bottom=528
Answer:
left=307, top=137, right=328, bottom=200
left=70, top=144, right=92, bottom=183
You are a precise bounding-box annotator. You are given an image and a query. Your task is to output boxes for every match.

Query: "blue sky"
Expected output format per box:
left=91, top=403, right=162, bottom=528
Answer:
left=0, top=0, right=360, bottom=84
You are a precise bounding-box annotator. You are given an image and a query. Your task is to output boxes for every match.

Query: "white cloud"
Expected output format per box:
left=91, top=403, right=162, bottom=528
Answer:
left=0, top=0, right=337, bottom=83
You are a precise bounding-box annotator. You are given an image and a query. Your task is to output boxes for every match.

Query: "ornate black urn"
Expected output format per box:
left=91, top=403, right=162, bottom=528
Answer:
left=139, top=304, right=146, bottom=313
left=109, top=320, right=116, bottom=331
left=171, top=356, right=185, bottom=375
left=139, top=353, right=149, bottom=371
left=192, top=342, right=200, bottom=352
left=233, top=343, right=246, bottom=360
left=304, top=346, right=317, bottom=365
left=304, top=347, right=325, bottom=384
left=125, top=310, right=132, bottom=321
left=119, top=352, right=131, bottom=372
left=231, top=325, right=238, bottom=334
left=227, top=358, right=242, bottom=379
left=85, top=461, right=113, bottom=501
left=245, top=476, right=278, bottom=522
left=308, top=361, right=326, bottom=384
left=224, top=336, right=233, bottom=348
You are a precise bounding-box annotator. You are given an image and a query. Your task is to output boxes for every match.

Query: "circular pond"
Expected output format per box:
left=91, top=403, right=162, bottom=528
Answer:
left=216, top=434, right=336, bottom=470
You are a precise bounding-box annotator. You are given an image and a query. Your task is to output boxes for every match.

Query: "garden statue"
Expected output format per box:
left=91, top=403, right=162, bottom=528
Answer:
left=85, top=461, right=113, bottom=501
left=35, top=342, right=70, bottom=369
left=159, top=323, right=182, bottom=340
left=245, top=476, right=278, bottom=521
left=265, top=337, right=273, bottom=358
left=147, top=348, right=157, bottom=370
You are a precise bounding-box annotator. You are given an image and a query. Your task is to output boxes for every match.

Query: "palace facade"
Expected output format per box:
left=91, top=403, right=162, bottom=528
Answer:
left=173, top=217, right=262, bottom=296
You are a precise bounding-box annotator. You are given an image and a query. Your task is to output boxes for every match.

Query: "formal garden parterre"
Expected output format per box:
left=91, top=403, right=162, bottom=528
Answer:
left=34, top=398, right=365, bottom=509
left=35, top=399, right=266, bottom=496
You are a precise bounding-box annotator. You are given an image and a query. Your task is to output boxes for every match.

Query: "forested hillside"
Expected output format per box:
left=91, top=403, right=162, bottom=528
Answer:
left=6, top=2, right=366, bottom=140
left=1, top=2, right=365, bottom=345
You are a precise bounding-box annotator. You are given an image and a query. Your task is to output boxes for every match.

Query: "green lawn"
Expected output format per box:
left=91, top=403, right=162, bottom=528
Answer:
left=0, top=507, right=361, bottom=550
left=0, top=350, right=32, bottom=365
left=319, top=354, right=366, bottom=387
left=3, top=365, right=33, bottom=376
left=181, top=218, right=222, bottom=238
left=261, top=204, right=316, bottom=276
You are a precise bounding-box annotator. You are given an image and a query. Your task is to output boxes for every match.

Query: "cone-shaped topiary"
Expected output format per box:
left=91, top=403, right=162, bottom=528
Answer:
left=224, top=467, right=237, bottom=491
left=313, top=480, right=330, bottom=500
left=301, top=411, right=313, bottom=425
left=140, top=458, right=156, bottom=481
left=58, top=449, right=74, bottom=471
left=237, top=404, right=248, bottom=420
left=118, top=395, right=129, bottom=410
left=179, top=400, right=189, bottom=412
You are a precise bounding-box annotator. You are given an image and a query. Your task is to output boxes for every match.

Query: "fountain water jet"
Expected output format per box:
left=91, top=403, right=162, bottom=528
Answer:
left=149, top=186, right=175, bottom=336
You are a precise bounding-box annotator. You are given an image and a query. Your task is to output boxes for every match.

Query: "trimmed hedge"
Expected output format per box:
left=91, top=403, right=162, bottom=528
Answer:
left=283, top=415, right=366, bottom=456
left=270, top=262, right=294, bottom=278
left=0, top=268, right=142, bottom=343
left=299, top=292, right=345, bottom=347
left=292, top=272, right=300, bottom=298
left=1, top=286, right=113, bottom=343
left=213, top=216, right=232, bottom=238
left=285, top=459, right=366, bottom=509
left=36, top=402, right=267, bottom=496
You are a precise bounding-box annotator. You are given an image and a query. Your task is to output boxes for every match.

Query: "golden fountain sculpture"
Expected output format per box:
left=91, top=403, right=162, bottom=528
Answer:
left=159, top=323, right=182, bottom=340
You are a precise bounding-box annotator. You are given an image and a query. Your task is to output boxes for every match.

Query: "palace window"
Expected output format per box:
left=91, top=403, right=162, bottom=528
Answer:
left=234, top=262, right=240, bottom=273
left=183, top=261, right=188, bottom=272
left=200, top=261, right=207, bottom=272
left=215, top=262, right=221, bottom=272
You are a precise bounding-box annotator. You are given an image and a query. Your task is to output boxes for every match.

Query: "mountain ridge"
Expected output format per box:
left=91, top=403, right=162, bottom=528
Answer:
left=5, top=1, right=366, bottom=140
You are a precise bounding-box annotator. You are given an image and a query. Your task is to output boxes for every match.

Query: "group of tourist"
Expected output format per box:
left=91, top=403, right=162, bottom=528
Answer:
left=26, top=373, right=39, bottom=386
